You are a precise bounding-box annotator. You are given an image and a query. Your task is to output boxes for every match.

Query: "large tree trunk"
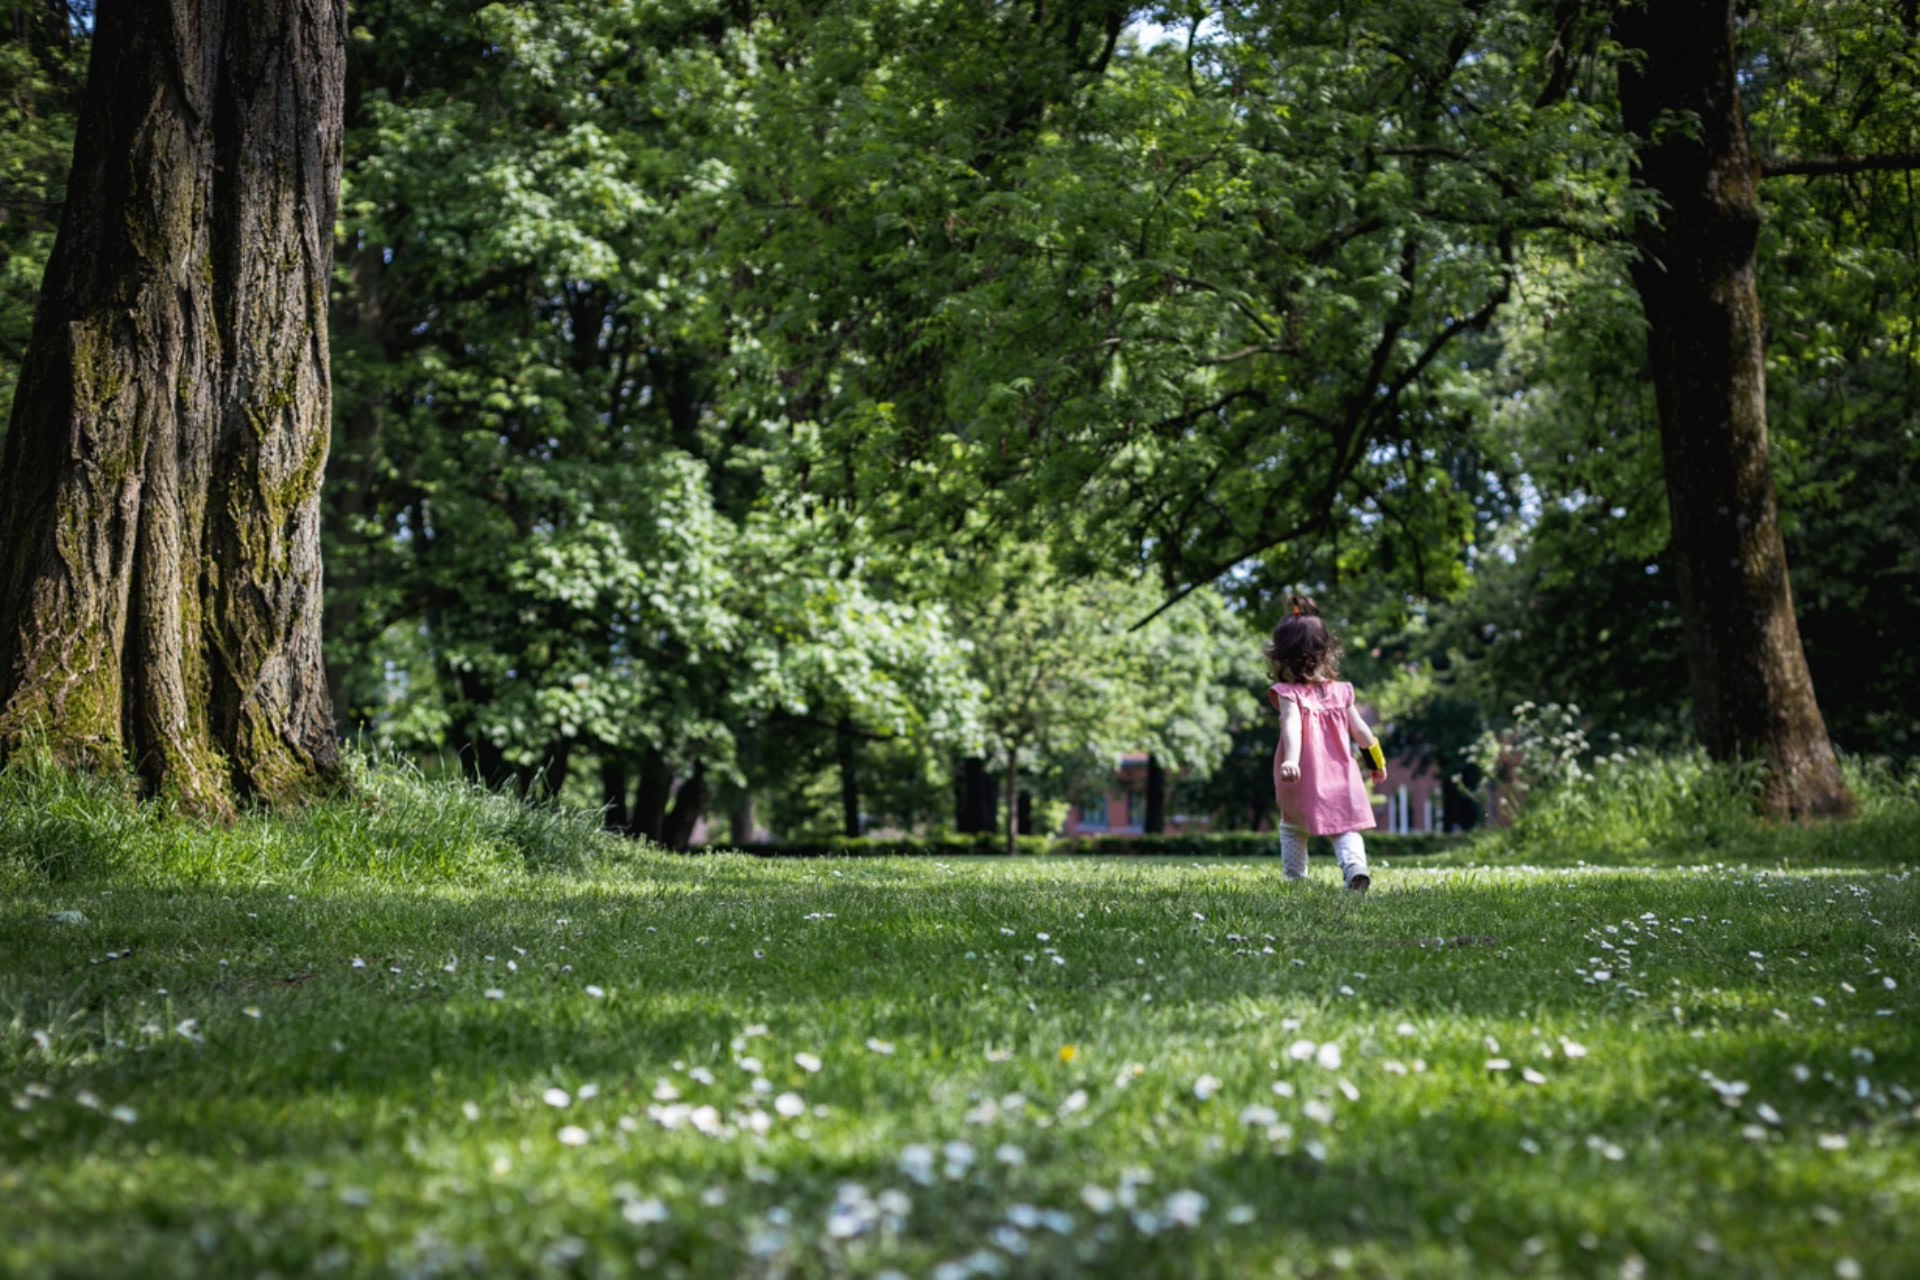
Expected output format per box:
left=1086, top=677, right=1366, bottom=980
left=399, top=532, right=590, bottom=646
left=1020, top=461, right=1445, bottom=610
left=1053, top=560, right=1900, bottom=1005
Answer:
left=0, top=0, right=346, bottom=813
left=1615, top=0, right=1851, bottom=818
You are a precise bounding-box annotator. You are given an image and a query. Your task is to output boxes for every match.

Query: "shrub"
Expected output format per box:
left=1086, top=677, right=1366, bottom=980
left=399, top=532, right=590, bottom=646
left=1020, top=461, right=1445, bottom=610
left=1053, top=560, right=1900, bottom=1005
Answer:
left=1487, top=746, right=1920, bottom=864
left=700, top=830, right=1468, bottom=858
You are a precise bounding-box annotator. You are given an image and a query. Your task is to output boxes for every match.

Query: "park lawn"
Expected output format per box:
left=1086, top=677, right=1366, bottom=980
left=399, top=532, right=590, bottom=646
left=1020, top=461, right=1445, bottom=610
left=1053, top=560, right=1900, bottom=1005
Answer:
left=2, top=852, right=1917, bottom=1279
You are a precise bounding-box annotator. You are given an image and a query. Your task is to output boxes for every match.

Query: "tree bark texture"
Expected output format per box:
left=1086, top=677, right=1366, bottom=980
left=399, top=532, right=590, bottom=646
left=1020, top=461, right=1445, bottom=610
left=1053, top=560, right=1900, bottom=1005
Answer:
left=0, top=0, right=347, bottom=813
left=1615, top=0, right=1851, bottom=818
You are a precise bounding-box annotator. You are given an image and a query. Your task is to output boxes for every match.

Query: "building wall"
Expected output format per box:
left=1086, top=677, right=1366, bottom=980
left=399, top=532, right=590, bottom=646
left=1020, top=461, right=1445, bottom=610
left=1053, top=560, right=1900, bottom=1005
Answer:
left=1370, top=754, right=1447, bottom=834
left=1063, top=754, right=1214, bottom=837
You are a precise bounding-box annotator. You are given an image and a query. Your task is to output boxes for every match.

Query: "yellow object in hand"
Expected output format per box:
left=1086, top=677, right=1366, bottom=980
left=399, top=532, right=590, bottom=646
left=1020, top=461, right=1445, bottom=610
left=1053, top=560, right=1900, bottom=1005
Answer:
left=1365, top=741, right=1385, bottom=772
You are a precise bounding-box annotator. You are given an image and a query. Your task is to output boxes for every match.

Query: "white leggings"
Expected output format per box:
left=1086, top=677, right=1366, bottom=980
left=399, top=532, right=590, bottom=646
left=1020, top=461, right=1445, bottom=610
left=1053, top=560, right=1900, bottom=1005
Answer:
left=1279, top=823, right=1369, bottom=884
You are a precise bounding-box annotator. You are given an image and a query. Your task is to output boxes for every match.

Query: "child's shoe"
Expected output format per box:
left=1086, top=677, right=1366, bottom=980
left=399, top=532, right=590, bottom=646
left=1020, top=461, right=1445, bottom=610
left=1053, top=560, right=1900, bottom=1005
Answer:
left=1346, top=873, right=1370, bottom=894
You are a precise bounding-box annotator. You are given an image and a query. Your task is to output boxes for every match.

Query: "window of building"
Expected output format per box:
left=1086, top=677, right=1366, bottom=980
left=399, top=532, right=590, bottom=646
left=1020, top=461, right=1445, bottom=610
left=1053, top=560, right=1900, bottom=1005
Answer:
left=1080, top=794, right=1109, bottom=830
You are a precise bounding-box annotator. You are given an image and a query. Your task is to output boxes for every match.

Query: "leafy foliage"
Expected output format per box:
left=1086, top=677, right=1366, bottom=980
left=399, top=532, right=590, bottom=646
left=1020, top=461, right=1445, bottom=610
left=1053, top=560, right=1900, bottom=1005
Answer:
left=326, top=2, right=987, bottom=834
left=0, top=1, right=84, bottom=426
left=2, top=0, right=1916, bottom=839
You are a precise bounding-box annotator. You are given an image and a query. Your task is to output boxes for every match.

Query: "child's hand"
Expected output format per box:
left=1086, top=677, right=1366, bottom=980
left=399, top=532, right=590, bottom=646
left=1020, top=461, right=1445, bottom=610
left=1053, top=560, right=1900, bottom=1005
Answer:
left=1370, top=768, right=1387, bottom=785
left=1278, top=762, right=1300, bottom=782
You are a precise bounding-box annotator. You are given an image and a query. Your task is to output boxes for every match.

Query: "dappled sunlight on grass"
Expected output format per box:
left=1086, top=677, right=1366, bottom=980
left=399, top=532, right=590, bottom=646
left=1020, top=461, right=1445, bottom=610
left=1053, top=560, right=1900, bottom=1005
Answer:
left=3, top=856, right=1916, bottom=1276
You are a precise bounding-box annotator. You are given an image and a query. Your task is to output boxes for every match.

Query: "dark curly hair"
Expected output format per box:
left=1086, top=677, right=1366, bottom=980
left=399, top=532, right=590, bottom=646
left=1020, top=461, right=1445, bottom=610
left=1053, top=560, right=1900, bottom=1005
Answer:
left=1263, top=594, right=1342, bottom=684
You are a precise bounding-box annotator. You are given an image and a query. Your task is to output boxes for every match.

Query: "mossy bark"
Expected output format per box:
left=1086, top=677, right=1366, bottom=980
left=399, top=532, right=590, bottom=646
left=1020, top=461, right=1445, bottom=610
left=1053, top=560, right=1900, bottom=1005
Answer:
left=0, top=0, right=346, bottom=814
left=1616, top=0, right=1852, bottom=819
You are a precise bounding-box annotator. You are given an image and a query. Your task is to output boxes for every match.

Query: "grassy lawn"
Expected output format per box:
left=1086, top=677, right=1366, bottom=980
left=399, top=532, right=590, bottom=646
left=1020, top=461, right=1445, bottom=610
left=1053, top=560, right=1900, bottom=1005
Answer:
left=4, top=844, right=1917, bottom=1278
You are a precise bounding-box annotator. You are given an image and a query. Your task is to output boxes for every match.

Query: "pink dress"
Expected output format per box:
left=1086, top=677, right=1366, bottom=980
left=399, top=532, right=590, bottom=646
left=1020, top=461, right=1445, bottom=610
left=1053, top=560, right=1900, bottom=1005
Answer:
left=1270, top=681, right=1377, bottom=836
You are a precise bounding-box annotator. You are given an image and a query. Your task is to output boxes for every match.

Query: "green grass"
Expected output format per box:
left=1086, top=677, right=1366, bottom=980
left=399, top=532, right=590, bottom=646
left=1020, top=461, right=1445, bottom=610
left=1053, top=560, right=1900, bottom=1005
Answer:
left=2, top=762, right=1918, bottom=1277
left=0, top=751, right=619, bottom=891
left=1480, top=751, right=1920, bottom=867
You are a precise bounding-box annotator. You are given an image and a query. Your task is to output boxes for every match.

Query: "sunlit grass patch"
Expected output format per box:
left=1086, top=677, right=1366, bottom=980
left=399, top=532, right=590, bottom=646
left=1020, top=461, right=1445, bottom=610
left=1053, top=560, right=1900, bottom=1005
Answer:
left=2, top=850, right=1916, bottom=1278
left=1476, top=749, right=1920, bottom=867
left=0, top=752, right=623, bottom=889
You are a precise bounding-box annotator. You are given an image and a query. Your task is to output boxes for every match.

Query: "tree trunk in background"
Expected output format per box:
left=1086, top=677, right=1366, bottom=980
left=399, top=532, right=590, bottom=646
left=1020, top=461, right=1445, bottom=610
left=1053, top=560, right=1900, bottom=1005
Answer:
left=1440, top=776, right=1480, bottom=833
left=1144, top=753, right=1167, bottom=834
left=661, top=763, right=708, bottom=852
left=1005, top=753, right=1019, bottom=858
left=0, top=0, right=346, bottom=814
left=728, top=791, right=756, bottom=845
left=837, top=714, right=861, bottom=838
left=599, top=756, right=631, bottom=833
left=1017, top=790, right=1034, bottom=836
left=453, top=669, right=511, bottom=789
left=958, top=755, right=996, bottom=833
left=532, top=741, right=570, bottom=802
left=630, top=746, right=671, bottom=842
left=1615, top=0, right=1852, bottom=818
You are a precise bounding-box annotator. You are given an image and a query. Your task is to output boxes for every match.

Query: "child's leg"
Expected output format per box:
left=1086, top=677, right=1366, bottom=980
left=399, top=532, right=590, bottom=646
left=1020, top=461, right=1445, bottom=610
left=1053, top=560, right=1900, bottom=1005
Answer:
left=1333, top=832, right=1370, bottom=887
left=1278, top=822, right=1309, bottom=881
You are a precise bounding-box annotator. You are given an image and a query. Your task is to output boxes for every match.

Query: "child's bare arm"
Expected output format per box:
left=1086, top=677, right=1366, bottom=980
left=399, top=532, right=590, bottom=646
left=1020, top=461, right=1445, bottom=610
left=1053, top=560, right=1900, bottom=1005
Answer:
left=1277, top=699, right=1302, bottom=781
left=1346, top=703, right=1387, bottom=783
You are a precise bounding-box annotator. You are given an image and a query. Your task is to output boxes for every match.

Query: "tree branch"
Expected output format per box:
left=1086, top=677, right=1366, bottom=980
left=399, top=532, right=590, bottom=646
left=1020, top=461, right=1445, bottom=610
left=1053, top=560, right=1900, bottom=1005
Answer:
left=1171, top=273, right=1277, bottom=339
left=1128, top=508, right=1338, bottom=632
left=769, top=709, right=898, bottom=743
left=1760, top=152, right=1920, bottom=179
left=1196, top=343, right=1292, bottom=366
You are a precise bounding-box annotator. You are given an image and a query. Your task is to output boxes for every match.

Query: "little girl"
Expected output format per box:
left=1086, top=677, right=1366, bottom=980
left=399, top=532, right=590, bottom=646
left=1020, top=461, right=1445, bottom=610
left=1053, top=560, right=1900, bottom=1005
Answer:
left=1265, top=596, right=1387, bottom=892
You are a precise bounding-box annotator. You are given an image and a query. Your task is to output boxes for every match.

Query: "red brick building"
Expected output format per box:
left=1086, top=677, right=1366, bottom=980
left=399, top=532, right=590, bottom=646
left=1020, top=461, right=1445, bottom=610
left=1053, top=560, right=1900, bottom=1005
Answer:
left=1063, top=737, right=1454, bottom=838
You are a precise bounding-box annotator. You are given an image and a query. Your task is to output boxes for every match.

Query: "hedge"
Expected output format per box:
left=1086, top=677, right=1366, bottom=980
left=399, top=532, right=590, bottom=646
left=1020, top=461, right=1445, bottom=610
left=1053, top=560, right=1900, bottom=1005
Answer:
left=694, top=830, right=1473, bottom=859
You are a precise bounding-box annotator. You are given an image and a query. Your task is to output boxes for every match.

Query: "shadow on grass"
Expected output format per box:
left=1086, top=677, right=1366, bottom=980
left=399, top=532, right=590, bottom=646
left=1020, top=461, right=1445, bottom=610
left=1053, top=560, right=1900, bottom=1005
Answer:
left=2, top=866, right=1917, bottom=1278
left=4, top=870, right=1913, bottom=1104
